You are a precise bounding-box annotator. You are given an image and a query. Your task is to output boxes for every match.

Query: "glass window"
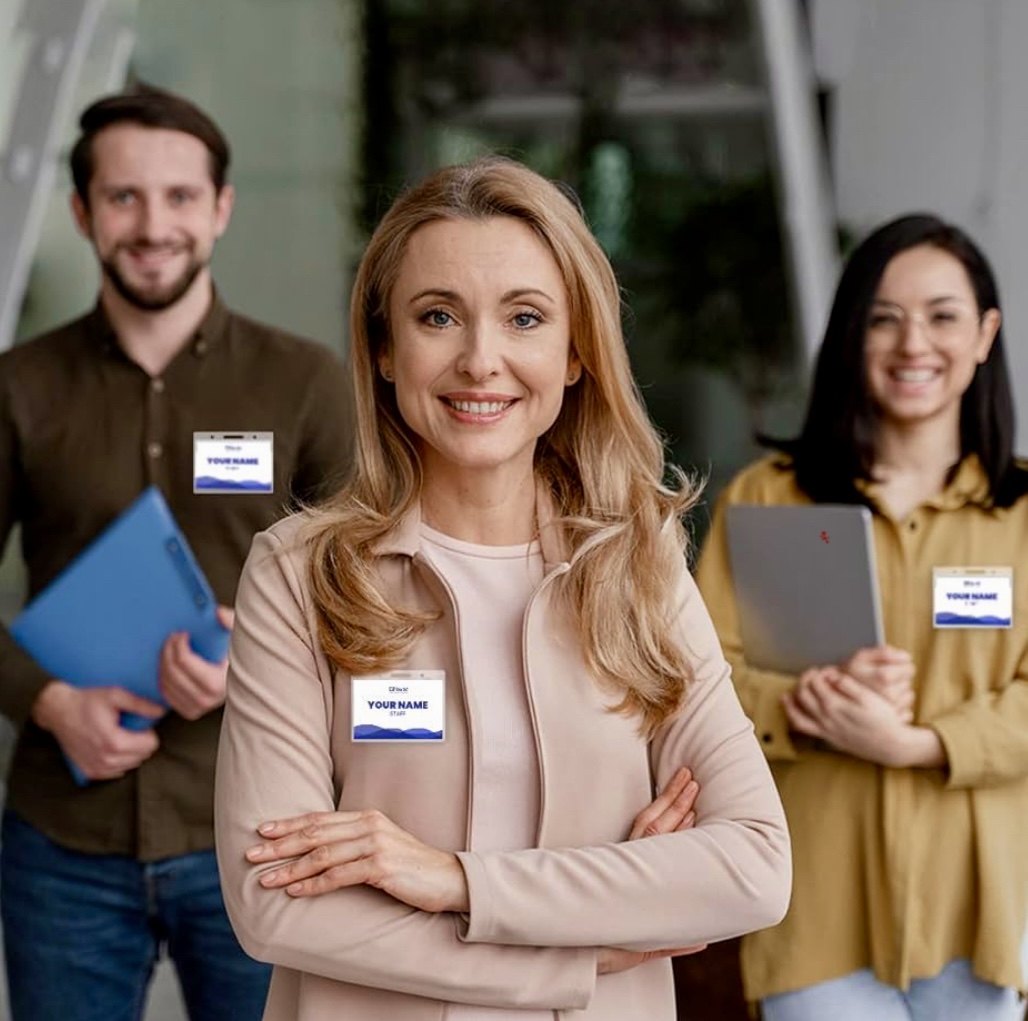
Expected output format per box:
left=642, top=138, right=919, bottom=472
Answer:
left=360, top=0, right=805, bottom=528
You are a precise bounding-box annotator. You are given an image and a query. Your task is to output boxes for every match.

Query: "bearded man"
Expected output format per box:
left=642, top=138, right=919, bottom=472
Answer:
left=0, top=86, right=353, bottom=1021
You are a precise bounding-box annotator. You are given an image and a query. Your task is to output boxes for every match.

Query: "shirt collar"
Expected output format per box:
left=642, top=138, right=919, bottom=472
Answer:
left=86, top=287, right=230, bottom=360
left=857, top=453, right=992, bottom=513
left=191, top=289, right=230, bottom=355
left=370, top=479, right=569, bottom=570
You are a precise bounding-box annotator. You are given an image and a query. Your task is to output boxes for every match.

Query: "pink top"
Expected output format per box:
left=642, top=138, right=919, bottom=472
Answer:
left=421, top=524, right=553, bottom=1021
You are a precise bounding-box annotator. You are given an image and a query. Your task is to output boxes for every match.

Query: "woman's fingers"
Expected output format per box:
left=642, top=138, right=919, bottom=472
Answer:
left=281, top=860, right=372, bottom=897
left=848, top=645, right=912, bottom=669
left=660, top=944, right=708, bottom=958
left=252, top=812, right=398, bottom=893
left=258, top=839, right=371, bottom=891
left=256, top=809, right=358, bottom=839
left=247, top=809, right=468, bottom=912
left=248, top=810, right=374, bottom=863
left=844, top=646, right=915, bottom=693
left=887, top=683, right=916, bottom=711
left=793, top=671, right=834, bottom=717
left=628, top=767, right=699, bottom=840
left=597, top=943, right=709, bottom=975
left=782, top=693, right=825, bottom=738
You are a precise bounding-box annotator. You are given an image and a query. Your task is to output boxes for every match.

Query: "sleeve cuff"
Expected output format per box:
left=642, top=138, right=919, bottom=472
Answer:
left=930, top=714, right=981, bottom=788
left=453, top=856, right=597, bottom=1009
left=748, top=670, right=800, bottom=761
left=455, top=851, right=497, bottom=943
left=2, top=661, right=57, bottom=727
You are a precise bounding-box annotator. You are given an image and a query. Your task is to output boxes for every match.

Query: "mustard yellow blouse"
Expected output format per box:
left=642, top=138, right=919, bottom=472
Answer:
left=696, top=453, right=1028, bottom=1002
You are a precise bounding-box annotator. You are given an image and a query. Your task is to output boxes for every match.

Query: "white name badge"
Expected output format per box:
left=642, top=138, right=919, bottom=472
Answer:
left=193, top=432, right=273, bottom=494
left=933, top=567, right=1013, bottom=628
left=351, top=671, right=445, bottom=742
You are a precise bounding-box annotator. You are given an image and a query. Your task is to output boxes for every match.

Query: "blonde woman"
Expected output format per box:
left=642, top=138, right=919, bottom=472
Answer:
left=215, top=156, right=790, bottom=1021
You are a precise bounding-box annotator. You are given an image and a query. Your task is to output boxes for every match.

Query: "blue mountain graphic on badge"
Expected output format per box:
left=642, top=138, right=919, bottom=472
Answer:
left=934, top=612, right=1011, bottom=626
left=194, top=476, right=272, bottom=491
left=353, top=724, right=443, bottom=740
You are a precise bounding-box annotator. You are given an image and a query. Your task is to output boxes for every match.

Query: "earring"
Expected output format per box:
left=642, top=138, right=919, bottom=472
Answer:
left=566, top=368, right=581, bottom=384
left=381, top=368, right=394, bottom=382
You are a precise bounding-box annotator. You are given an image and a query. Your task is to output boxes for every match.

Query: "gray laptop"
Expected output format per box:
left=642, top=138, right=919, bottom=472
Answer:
left=725, top=504, right=884, bottom=674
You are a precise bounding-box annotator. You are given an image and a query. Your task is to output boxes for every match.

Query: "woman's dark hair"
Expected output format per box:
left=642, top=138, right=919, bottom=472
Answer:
left=768, top=213, right=1028, bottom=508
left=70, top=85, right=231, bottom=205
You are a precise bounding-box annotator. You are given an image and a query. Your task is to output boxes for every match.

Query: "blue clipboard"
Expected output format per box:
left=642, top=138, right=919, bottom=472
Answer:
left=10, top=487, right=230, bottom=785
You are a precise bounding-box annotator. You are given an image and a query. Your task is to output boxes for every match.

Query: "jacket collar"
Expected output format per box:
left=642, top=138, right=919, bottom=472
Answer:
left=370, top=479, right=570, bottom=570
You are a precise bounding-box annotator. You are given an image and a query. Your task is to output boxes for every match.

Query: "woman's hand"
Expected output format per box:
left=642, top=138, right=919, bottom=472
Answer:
left=783, top=668, right=944, bottom=768
left=246, top=809, right=469, bottom=913
left=839, top=645, right=916, bottom=720
left=596, top=767, right=707, bottom=974
left=246, top=767, right=701, bottom=917
left=597, top=944, right=707, bottom=974
left=628, top=766, right=699, bottom=839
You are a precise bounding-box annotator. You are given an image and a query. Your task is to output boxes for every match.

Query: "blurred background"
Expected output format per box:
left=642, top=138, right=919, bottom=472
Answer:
left=2, top=1, right=1028, bottom=1018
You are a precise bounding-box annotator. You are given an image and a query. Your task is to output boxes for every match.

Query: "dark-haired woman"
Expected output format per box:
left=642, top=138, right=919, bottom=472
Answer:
left=697, top=214, right=1028, bottom=1021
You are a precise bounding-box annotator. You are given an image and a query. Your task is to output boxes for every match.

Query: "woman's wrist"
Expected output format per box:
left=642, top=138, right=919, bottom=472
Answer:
left=888, top=725, right=947, bottom=769
left=444, top=853, right=471, bottom=913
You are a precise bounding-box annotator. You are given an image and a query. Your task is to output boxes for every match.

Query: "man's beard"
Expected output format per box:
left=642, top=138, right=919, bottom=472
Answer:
left=101, top=245, right=207, bottom=312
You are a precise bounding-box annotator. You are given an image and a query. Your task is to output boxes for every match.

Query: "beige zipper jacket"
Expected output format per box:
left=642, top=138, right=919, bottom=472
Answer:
left=215, top=499, right=791, bottom=1021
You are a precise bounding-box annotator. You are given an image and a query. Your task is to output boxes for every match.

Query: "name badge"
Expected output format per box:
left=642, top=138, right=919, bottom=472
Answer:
left=933, top=567, right=1013, bottom=628
left=193, top=432, right=273, bottom=494
left=351, top=671, right=445, bottom=742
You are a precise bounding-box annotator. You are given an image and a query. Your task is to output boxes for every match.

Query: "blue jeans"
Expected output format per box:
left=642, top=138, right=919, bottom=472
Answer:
left=0, top=810, right=271, bottom=1021
left=761, top=959, right=1024, bottom=1021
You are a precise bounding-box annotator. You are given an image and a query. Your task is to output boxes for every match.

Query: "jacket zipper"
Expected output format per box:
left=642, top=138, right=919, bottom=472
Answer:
left=522, top=562, right=571, bottom=848
left=412, top=552, right=477, bottom=854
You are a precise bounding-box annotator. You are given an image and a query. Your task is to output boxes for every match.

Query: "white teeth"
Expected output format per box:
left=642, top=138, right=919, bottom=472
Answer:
left=449, top=400, right=510, bottom=414
left=892, top=369, right=938, bottom=383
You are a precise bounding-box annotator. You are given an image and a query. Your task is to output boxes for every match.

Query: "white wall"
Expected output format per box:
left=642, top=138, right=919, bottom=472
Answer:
left=13, top=0, right=363, bottom=352
left=6, top=0, right=143, bottom=344
left=130, top=0, right=363, bottom=350
left=814, top=0, right=1028, bottom=452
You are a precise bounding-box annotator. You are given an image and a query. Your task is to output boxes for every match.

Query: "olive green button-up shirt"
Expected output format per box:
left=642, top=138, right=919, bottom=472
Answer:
left=696, top=454, right=1028, bottom=1001
left=0, top=295, right=353, bottom=861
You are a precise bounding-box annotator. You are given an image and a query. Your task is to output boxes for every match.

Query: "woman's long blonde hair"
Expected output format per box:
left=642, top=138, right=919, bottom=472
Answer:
left=306, top=156, right=699, bottom=734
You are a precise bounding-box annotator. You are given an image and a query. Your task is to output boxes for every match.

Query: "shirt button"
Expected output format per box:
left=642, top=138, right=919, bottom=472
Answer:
left=762, top=732, right=773, bottom=744
left=151, top=378, right=165, bottom=394
left=194, top=339, right=208, bottom=356
left=147, top=442, right=163, bottom=459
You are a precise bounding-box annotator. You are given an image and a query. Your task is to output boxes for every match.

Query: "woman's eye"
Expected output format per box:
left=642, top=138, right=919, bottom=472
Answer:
left=423, top=309, right=453, bottom=328
left=512, top=311, right=541, bottom=329
left=868, top=314, right=898, bottom=329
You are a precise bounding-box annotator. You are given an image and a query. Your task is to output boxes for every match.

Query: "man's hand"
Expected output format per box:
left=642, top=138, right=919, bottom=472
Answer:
left=159, top=606, right=234, bottom=720
left=31, top=680, right=164, bottom=781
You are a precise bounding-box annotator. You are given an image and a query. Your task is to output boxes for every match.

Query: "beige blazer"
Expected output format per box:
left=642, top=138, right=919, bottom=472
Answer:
left=215, top=501, right=791, bottom=1021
